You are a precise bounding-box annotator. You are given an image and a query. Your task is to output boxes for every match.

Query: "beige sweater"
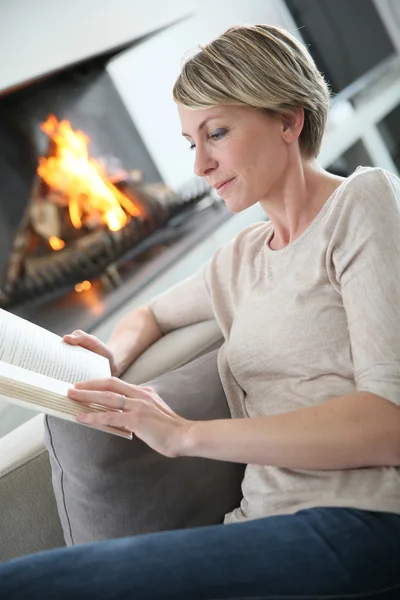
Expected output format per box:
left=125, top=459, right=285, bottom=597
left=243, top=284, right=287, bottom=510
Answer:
left=149, top=167, right=400, bottom=523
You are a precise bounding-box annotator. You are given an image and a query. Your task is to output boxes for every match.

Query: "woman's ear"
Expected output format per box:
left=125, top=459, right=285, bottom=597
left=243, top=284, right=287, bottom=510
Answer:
left=281, top=108, right=304, bottom=143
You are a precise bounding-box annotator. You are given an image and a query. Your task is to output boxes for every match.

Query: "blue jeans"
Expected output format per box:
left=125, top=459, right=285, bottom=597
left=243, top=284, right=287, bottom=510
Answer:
left=1, top=507, right=400, bottom=599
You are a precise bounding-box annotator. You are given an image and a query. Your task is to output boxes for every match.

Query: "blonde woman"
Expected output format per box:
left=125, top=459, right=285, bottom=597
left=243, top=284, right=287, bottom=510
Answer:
left=2, top=24, right=400, bottom=599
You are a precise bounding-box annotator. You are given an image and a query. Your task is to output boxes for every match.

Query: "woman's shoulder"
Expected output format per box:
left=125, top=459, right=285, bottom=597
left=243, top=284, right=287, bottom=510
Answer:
left=217, top=220, right=271, bottom=254
left=326, top=167, right=400, bottom=265
left=235, top=219, right=272, bottom=243
left=209, top=220, right=271, bottom=272
left=332, top=166, right=400, bottom=222
left=339, top=166, right=399, bottom=198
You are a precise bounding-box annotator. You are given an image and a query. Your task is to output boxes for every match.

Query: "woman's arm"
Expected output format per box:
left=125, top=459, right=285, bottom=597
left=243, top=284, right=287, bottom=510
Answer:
left=72, top=379, right=400, bottom=466
left=107, top=304, right=163, bottom=377
left=108, top=265, right=218, bottom=375
left=108, top=263, right=216, bottom=375
left=183, top=391, right=400, bottom=468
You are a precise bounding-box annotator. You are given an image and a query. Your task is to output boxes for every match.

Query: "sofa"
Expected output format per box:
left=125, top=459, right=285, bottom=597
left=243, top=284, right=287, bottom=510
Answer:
left=0, top=319, right=232, bottom=563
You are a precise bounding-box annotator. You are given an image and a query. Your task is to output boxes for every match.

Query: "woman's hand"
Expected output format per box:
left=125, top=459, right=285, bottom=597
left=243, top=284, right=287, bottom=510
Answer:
left=68, top=377, right=193, bottom=458
left=63, top=330, right=119, bottom=376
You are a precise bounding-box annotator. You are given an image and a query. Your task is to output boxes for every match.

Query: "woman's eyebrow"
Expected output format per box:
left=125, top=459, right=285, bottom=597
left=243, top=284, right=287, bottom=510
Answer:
left=182, top=116, right=218, bottom=137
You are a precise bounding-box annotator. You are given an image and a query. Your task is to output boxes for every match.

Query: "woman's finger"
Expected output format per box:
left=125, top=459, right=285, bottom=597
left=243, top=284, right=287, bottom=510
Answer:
left=68, top=388, right=130, bottom=411
left=64, top=330, right=98, bottom=349
left=74, top=377, right=145, bottom=398
left=77, top=408, right=133, bottom=431
left=140, top=385, right=155, bottom=392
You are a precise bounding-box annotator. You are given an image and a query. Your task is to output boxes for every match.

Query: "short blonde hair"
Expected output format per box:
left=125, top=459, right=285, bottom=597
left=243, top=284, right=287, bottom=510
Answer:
left=173, top=24, right=331, bottom=157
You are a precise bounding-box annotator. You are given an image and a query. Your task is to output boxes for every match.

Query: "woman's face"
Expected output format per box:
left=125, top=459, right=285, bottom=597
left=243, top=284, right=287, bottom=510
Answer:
left=178, top=104, right=293, bottom=213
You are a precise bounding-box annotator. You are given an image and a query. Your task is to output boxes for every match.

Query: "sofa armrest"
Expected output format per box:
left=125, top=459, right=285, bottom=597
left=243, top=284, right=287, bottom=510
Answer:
left=0, top=414, right=65, bottom=562
left=0, top=319, right=223, bottom=561
left=121, top=319, right=223, bottom=383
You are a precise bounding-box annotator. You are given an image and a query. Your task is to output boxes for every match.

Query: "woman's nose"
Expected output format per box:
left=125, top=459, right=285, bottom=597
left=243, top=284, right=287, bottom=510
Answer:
left=194, top=148, right=217, bottom=178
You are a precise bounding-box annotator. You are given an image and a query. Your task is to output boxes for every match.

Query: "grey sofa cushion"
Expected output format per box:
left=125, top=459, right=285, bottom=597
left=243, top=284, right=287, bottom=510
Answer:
left=44, top=349, right=245, bottom=546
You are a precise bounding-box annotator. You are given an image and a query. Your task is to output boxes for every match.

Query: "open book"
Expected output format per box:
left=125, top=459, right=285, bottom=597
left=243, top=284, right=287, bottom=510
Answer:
left=0, top=309, right=132, bottom=439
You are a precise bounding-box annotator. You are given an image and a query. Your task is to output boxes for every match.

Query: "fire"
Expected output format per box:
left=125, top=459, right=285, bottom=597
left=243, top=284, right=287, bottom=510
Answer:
left=37, top=115, right=142, bottom=232
left=48, top=236, right=65, bottom=251
left=75, top=280, right=92, bottom=292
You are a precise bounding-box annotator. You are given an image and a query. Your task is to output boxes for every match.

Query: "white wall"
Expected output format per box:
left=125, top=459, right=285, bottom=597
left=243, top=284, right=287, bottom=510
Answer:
left=108, top=0, right=299, bottom=188
left=0, top=0, right=193, bottom=93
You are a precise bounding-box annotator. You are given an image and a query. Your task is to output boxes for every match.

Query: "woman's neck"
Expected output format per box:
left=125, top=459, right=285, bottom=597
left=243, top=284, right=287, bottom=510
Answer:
left=260, top=161, right=345, bottom=251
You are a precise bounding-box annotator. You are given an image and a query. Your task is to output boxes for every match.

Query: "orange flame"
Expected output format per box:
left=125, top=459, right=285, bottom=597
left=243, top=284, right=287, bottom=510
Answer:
left=49, top=236, right=65, bottom=251
left=75, top=280, right=92, bottom=292
left=37, top=115, right=142, bottom=232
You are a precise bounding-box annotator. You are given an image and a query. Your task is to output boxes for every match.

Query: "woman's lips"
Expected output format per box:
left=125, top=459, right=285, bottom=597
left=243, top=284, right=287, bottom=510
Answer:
left=215, top=178, right=235, bottom=193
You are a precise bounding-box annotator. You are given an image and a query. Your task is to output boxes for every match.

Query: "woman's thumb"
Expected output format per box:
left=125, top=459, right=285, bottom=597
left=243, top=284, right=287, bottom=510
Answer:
left=63, top=330, right=86, bottom=345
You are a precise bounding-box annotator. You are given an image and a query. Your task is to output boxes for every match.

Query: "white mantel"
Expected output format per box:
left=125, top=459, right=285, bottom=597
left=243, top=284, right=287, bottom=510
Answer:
left=0, top=0, right=194, bottom=94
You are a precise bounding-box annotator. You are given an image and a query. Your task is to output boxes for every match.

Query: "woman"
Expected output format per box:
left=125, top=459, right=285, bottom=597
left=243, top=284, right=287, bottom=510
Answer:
left=1, top=23, right=400, bottom=599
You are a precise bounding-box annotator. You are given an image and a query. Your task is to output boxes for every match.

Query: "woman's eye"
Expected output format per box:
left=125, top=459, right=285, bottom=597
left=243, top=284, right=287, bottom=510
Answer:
left=188, top=128, right=226, bottom=150
left=209, top=129, right=227, bottom=141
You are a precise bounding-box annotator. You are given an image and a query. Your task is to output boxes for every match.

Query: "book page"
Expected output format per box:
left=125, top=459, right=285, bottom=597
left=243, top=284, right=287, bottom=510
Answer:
left=0, top=309, right=110, bottom=384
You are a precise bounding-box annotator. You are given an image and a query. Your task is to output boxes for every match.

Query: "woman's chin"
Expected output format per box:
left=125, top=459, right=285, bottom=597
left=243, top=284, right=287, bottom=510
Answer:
left=223, top=196, right=256, bottom=214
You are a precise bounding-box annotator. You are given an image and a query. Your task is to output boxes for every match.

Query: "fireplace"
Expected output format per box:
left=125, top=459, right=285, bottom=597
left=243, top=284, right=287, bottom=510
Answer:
left=0, top=51, right=229, bottom=333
